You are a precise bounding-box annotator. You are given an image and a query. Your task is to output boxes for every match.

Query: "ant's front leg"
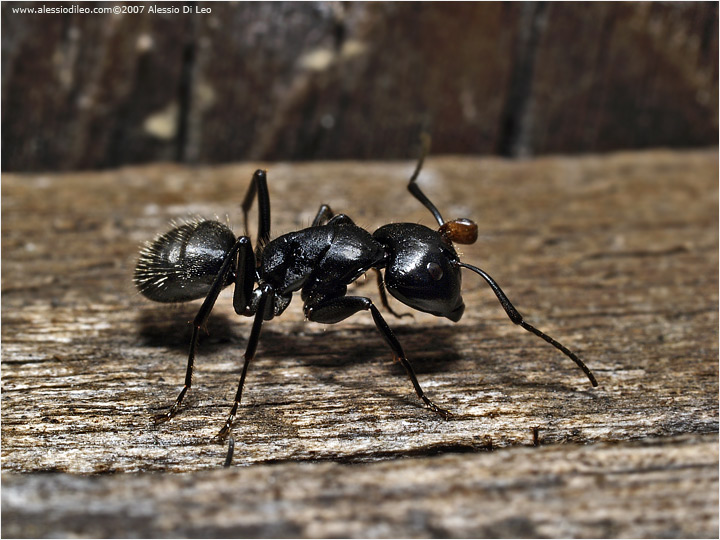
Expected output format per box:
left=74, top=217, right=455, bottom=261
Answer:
left=154, top=236, right=253, bottom=425
left=373, top=269, right=413, bottom=320
left=305, top=295, right=451, bottom=419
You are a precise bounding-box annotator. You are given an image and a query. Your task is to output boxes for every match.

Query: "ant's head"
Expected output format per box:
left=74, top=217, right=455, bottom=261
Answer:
left=374, top=223, right=471, bottom=322
left=376, top=133, right=481, bottom=321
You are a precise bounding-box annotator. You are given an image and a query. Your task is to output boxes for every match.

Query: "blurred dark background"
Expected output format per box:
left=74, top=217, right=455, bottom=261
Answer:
left=2, top=1, right=717, bottom=172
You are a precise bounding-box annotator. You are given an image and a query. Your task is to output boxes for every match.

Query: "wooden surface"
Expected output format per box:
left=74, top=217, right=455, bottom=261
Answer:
left=2, top=434, right=716, bottom=538
left=2, top=149, right=718, bottom=537
left=3, top=2, right=718, bottom=170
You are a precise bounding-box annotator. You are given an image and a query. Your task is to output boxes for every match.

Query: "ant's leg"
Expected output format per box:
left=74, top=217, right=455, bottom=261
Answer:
left=155, top=236, right=250, bottom=424
left=223, top=435, right=235, bottom=467
left=373, top=269, right=412, bottom=319
left=218, top=283, right=274, bottom=439
left=311, top=206, right=354, bottom=228
left=305, top=295, right=451, bottom=418
left=312, top=204, right=334, bottom=226
left=241, top=169, right=271, bottom=251
left=232, top=237, right=256, bottom=316
left=458, top=262, right=598, bottom=387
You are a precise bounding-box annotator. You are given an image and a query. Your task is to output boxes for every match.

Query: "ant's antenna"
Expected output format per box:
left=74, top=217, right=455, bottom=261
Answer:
left=407, top=134, right=479, bottom=245
left=408, top=133, right=445, bottom=227
left=458, top=261, right=598, bottom=387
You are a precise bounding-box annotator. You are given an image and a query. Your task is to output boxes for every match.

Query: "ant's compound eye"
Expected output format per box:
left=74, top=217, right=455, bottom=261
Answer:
left=427, top=261, right=444, bottom=281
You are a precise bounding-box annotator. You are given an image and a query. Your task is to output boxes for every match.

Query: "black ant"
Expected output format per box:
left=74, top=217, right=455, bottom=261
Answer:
left=135, top=136, right=597, bottom=439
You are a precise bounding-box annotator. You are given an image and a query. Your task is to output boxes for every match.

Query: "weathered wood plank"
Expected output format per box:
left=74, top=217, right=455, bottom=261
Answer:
left=2, top=3, right=717, bottom=170
left=2, top=434, right=717, bottom=538
left=2, top=149, right=717, bottom=473
left=1, top=149, right=717, bottom=536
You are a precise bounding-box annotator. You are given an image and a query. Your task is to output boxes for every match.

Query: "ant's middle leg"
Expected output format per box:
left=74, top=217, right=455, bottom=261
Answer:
left=305, top=295, right=451, bottom=418
left=311, top=204, right=355, bottom=228
left=312, top=204, right=334, bottom=226
left=154, top=236, right=252, bottom=424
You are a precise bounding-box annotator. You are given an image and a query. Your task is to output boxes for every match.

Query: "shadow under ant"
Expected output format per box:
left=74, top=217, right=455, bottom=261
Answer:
left=136, top=304, right=463, bottom=375
left=136, top=305, right=238, bottom=353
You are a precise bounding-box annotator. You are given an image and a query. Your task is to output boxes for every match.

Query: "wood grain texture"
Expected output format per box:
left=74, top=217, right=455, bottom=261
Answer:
left=2, top=2, right=717, bottom=170
left=2, top=149, right=718, bottom=537
left=3, top=434, right=717, bottom=538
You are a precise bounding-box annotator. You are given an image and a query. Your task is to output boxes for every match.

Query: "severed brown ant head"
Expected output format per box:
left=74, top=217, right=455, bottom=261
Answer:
left=439, top=218, right=478, bottom=245
left=407, top=134, right=479, bottom=247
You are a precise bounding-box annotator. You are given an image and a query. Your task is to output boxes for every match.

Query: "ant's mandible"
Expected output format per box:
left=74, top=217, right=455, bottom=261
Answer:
left=135, top=135, right=598, bottom=439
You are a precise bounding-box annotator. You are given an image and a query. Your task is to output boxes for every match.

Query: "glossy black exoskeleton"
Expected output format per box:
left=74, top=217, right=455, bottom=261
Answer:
left=135, top=136, right=598, bottom=438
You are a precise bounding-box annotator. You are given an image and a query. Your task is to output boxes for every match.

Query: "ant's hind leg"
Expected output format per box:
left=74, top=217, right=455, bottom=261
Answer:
left=305, top=295, right=451, bottom=419
left=232, top=237, right=256, bottom=316
left=241, top=169, right=271, bottom=253
left=154, top=236, right=249, bottom=425
left=217, top=284, right=274, bottom=440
